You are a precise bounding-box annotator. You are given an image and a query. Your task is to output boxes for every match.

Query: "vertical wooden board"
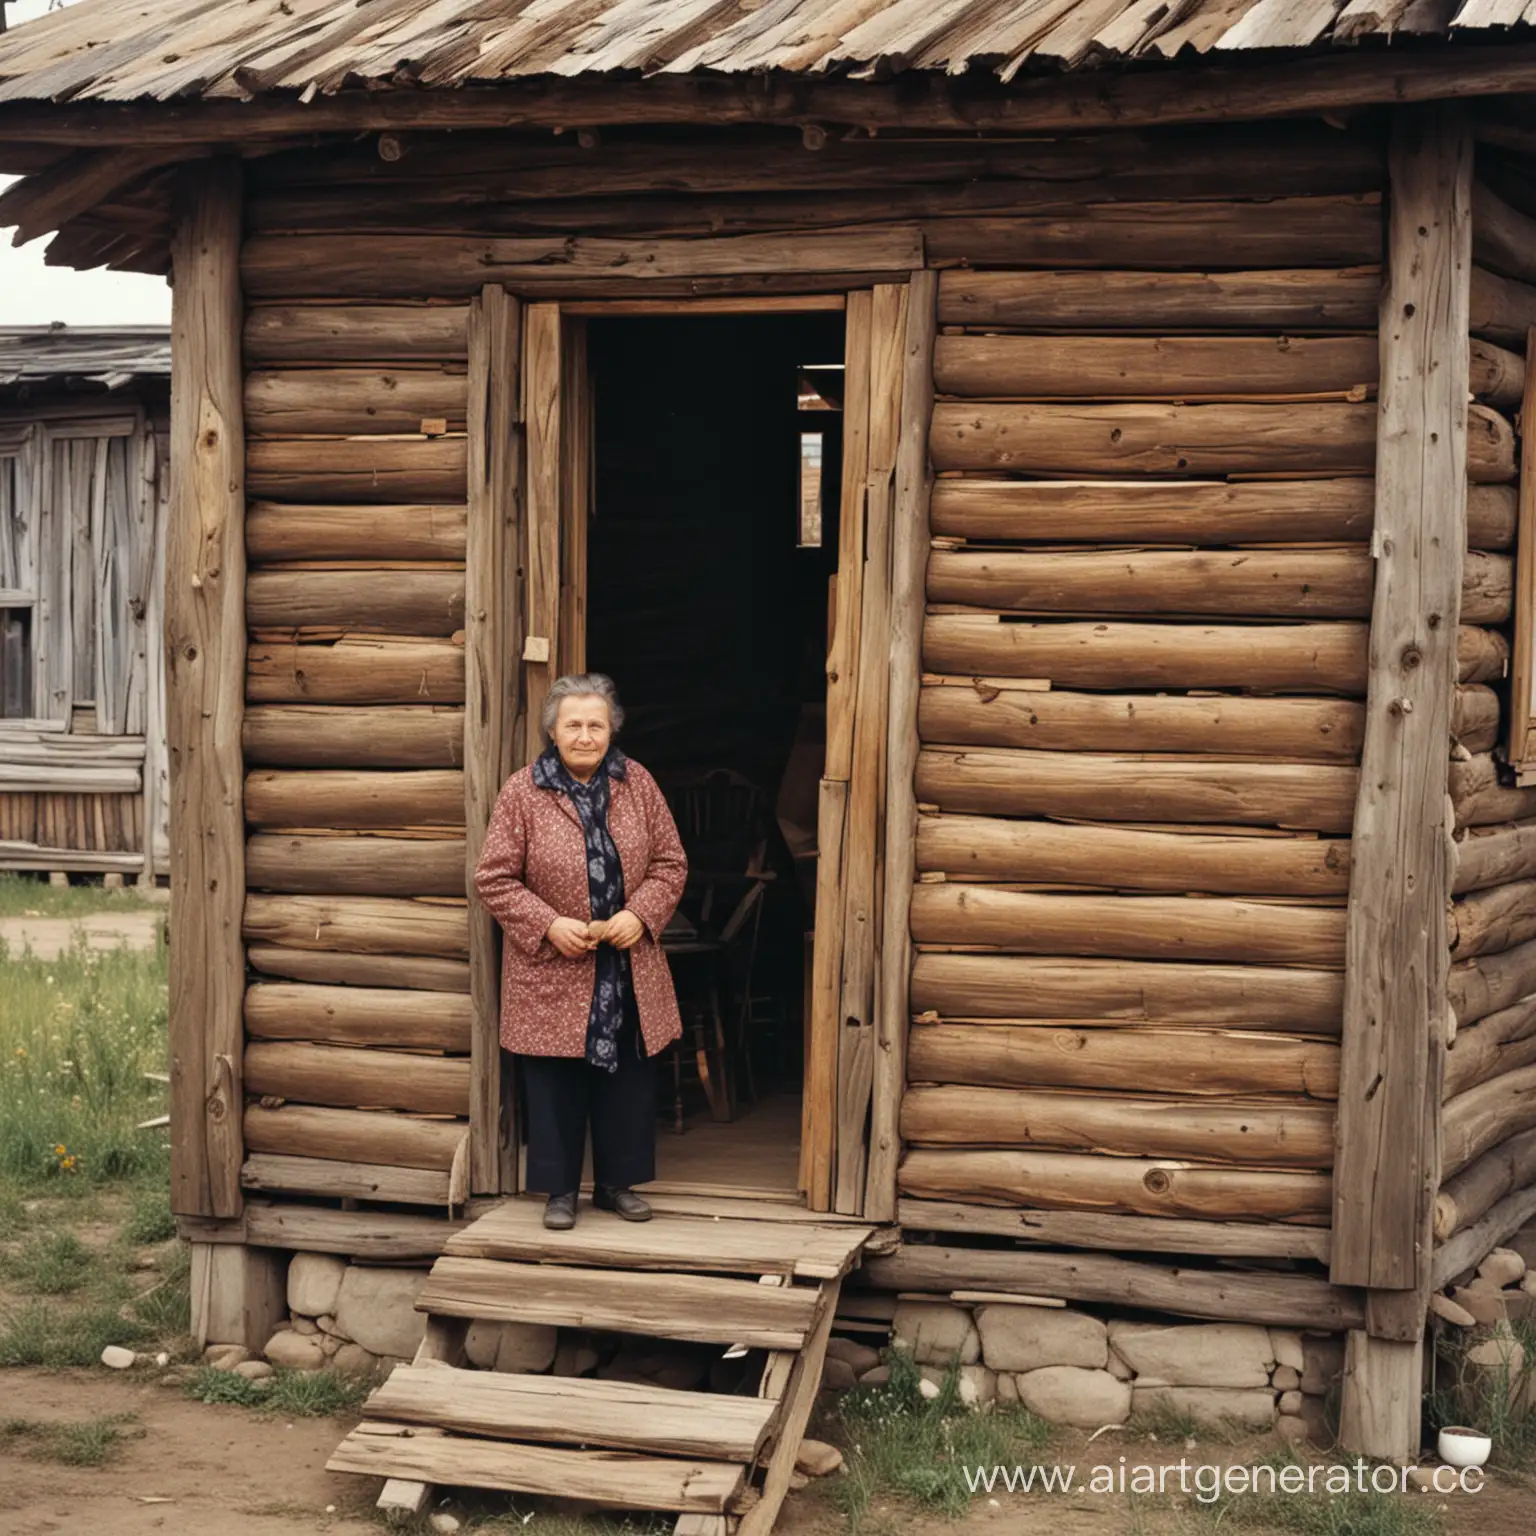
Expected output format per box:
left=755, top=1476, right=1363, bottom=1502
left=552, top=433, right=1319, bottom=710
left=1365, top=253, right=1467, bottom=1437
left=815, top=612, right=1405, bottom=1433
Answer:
left=825, top=292, right=872, bottom=783
left=560, top=317, right=590, bottom=677
left=1507, top=327, right=1536, bottom=768
left=167, top=161, right=247, bottom=1219
left=806, top=777, right=849, bottom=1211
left=34, top=431, right=72, bottom=724
left=835, top=285, right=908, bottom=1216
left=522, top=303, right=562, bottom=767
left=466, top=286, right=520, bottom=1197
left=1332, top=107, right=1471, bottom=1297
left=125, top=418, right=156, bottom=741
left=867, top=271, right=938, bottom=1223
left=1339, top=1333, right=1423, bottom=1460
left=190, top=1241, right=286, bottom=1351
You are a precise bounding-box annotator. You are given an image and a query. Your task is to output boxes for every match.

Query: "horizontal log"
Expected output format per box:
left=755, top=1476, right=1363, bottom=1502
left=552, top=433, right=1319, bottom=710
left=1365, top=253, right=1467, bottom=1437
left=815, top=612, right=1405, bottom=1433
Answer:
left=243, top=894, right=469, bottom=959
left=1443, top=998, right=1536, bottom=1102
left=1451, top=880, right=1536, bottom=959
left=1456, top=625, right=1511, bottom=686
left=862, top=1240, right=1360, bottom=1329
left=1451, top=753, right=1536, bottom=829
left=919, top=682, right=1363, bottom=761
left=1474, top=181, right=1536, bottom=287
left=243, top=1199, right=466, bottom=1259
left=1470, top=337, right=1527, bottom=410
left=1470, top=264, right=1536, bottom=349
left=910, top=883, right=1345, bottom=967
left=246, top=437, right=467, bottom=502
left=245, top=769, right=466, bottom=830
left=1468, top=484, right=1519, bottom=550
left=896, top=1198, right=1332, bottom=1261
left=916, top=747, right=1357, bottom=832
left=937, top=268, right=1380, bottom=330
left=1468, top=402, right=1520, bottom=482
left=898, top=1148, right=1333, bottom=1224
left=247, top=943, right=471, bottom=994
left=246, top=1040, right=471, bottom=1117
left=929, top=401, right=1376, bottom=476
left=908, top=1022, right=1339, bottom=1099
left=245, top=980, right=472, bottom=1052
left=244, top=1103, right=464, bottom=1171
left=247, top=569, right=465, bottom=635
left=910, top=952, right=1343, bottom=1032
left=247, top=638, right=465, bottom=705
left=929, top=548, right=1512, bottom=624
left=933, top=333, right=1379, bottom=400
left=1434, top=1125, right=1536, bottom=1241
left=901, top=1083, right=1334, bottom=1168
left=243, top=304, right=469, bottom=364
left=246, top=503, right=467, bottom=563
left=1442, top=1064, right=1536, bottom=1180
left=922, top=196, right=1382, bottom=270
left=244, top=704, right=465, bottom=768
left=246, top=369, right=468, bottom=436
left=1452, top=685, right=1502, bottom=755
left=1449, top=937, right=1536, bottom=1028
left=1431, top=1184, right=1536, bottom=1292
left=241, top=227, right=924, bottom=298
left=916, top=813, right=1352, bottom=897
left=923, top=615, right=1369, bottom=694
left=241, top=1153, right=451, bottom=1206
left=246, top=833, right=466, bottom=896
left=929, top=477, right=1377, bottom=544
left=1454, top=819, right=1536, bottom=895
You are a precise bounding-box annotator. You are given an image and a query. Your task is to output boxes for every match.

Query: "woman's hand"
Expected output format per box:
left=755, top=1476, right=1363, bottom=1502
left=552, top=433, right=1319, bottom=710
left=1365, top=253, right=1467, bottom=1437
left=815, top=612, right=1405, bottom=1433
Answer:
left=603, top=910, right=645, bottom=951
left=546, top=916, right=597, bottom=958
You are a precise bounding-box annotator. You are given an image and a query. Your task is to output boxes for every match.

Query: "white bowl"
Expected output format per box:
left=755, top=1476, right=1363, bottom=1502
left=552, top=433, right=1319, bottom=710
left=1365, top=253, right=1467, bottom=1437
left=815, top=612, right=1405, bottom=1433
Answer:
left=1438, top=1426, right=1492, bottom=1468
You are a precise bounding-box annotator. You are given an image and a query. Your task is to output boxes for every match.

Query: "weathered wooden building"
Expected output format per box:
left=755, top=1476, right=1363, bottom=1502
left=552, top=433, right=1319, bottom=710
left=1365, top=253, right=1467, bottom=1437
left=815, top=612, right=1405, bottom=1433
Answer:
left=0, top=326, right=170, bottom=879
left=5, top=0, right=1536, bottom=1516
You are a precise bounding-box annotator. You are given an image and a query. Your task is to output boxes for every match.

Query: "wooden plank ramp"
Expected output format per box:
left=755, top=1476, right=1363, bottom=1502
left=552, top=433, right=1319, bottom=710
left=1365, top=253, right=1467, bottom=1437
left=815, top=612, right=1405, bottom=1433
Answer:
left=326, top=1197, right=872, bottom=1532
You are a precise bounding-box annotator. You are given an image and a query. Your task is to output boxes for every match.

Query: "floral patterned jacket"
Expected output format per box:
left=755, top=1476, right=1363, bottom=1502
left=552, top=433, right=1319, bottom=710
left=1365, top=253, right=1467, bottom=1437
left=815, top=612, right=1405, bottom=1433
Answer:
left=474, top=756, right=687, bottom=1058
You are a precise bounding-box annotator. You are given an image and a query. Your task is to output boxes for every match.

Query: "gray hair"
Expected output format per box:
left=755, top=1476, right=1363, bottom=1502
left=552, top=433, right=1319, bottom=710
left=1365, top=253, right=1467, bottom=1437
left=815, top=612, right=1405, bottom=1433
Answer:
left=541, top=672, right=625, bottom=742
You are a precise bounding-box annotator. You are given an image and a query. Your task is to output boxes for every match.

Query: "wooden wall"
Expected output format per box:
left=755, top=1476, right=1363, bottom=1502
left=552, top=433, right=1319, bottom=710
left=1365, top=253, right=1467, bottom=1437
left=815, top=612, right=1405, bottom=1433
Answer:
left=1436, top=170, right=1536, bottom=1283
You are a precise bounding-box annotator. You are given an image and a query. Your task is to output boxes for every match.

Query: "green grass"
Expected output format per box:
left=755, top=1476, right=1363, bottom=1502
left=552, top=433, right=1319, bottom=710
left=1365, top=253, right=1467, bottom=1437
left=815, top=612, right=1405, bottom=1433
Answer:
left=0, top=871, right=154, bottom=920
left=185, top=1365, right=371, bottom=1418
left=0, top=929, right=169, bottom=1189
left=2, top=1230, right=98, bottom=1294
left=1425, top=1315, right=1536, bottom=1469
left=0, top=1411, right=139, bottom=1466
left=832, top=1350, right=1053, bottom=1530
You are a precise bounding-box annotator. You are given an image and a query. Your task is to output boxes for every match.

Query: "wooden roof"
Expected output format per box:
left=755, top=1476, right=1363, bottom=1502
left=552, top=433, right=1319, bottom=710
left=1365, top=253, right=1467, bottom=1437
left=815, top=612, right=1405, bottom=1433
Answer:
left=0, top=325, right=170, bottom=388
left=0, top=0, right=1531, bottom=104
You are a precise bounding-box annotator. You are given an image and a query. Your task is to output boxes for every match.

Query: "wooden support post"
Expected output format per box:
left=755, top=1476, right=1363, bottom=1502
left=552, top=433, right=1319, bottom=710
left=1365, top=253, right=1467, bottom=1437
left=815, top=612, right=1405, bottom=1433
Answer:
left=834, top=284, right=908, bottom=1216
left=189, top=1240, right=286, bottom=1351
left=167, top=159, right=246, bottom=1220
left=1333, top=105, right=1471, bottom=1456
left=1340, top=1334, right=1424, bottom=1462
left=466, top=285, right=521, bottom=1196
left=521, top=302, right=561, bottom=766
left=559, top=316, right=590, bottom=676
left=866, top=271, right=937, bottom=1223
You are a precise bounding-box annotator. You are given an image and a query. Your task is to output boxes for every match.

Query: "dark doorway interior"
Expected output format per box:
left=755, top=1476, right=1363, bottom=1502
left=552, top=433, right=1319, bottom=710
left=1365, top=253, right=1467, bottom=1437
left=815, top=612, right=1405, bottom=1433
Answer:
left=583, top=311, right=846, bottom=1193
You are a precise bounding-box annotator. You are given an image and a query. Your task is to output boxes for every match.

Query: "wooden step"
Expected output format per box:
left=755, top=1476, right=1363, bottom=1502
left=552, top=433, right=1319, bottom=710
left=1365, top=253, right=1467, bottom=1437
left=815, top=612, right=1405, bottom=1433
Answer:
left=366, top=1364, right=779, bottom=1461
left=328, top=1422, right=748, bottom=1514
left=444, top=1198, right=870, bottom=1279
left=416, top=1256, right=821, bottom=1349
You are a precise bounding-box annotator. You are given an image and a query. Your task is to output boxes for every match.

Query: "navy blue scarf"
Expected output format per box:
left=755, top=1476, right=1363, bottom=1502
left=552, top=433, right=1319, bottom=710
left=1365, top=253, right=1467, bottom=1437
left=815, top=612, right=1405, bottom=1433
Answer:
left=533, top=743, right=633, bottom=1072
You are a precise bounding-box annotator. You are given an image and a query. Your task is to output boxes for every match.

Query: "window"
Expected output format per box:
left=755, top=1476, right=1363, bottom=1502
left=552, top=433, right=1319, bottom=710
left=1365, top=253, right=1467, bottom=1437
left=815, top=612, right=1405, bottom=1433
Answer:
left=796, top=363, right=842, bottom=551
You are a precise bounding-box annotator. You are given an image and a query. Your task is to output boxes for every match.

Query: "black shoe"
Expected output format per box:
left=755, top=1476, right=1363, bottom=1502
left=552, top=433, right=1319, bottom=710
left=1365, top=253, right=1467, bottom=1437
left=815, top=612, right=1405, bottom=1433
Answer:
left=594, top=1185, right=652, bottom=1222
left=543, top=1192, right=578, bottom=1230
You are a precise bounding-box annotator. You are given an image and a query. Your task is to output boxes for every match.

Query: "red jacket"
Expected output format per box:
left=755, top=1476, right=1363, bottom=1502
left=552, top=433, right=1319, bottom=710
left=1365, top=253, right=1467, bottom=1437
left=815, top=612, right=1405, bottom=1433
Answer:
left=474, top=757, right=687, bottom=1057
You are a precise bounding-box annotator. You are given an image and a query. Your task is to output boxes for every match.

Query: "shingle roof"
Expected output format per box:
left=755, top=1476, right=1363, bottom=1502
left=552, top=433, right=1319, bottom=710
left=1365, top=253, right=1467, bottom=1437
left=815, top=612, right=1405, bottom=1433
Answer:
left=0, top=326, right=171, bottom=388
left=0, top=0, right=1529, bottom=105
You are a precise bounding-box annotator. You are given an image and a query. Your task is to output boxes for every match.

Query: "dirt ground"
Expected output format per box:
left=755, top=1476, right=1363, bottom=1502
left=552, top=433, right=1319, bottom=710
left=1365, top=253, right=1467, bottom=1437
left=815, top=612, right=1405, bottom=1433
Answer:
left=0, top=1368, right=1532, bottom=1536
left=0, top=907, right=164, bottom=961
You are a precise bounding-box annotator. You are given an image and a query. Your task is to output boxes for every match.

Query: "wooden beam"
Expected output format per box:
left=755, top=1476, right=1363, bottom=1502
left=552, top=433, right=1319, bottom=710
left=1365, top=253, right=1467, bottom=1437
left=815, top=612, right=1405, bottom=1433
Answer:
left=465, top=284, right=521, bottom=1197
left=8, top=46, right=1536, bottom=149
left=868, top=270, right=936, bottom=1223
left=0, top=145, right=185, bottom=244
left=1338, top=1335, right=1423, bottom=1462
left=521, top=303, right=561, bottom=767
left=167, top=159, right=246, bottom=1221
left=1506, top=329, right=1536, bottom=772
left=1331, top=107, right=1470, bottom=1311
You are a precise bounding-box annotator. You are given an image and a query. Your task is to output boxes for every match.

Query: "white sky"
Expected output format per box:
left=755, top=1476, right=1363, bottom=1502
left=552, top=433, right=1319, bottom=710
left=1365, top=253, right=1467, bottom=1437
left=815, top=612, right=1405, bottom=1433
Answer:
left=0, top=0, right=172, bottom=325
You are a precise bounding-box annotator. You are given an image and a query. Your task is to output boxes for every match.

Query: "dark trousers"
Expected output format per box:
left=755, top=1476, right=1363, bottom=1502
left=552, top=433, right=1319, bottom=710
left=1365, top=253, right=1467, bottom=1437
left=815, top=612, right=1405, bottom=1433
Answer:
left=519, top=1001, right=656, bottom=1196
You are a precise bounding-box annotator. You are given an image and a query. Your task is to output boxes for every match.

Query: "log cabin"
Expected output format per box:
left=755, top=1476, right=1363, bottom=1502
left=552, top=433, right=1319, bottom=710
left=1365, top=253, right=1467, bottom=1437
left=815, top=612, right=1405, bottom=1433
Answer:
left=5, top=0, right=1536, bottom=1516
left=0, top=326, right=170, bottom=880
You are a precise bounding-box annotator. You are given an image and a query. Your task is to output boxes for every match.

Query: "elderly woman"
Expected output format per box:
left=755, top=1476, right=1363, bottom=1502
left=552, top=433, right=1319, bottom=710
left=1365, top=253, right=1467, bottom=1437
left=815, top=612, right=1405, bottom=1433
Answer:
left=475, top=673, right=687, bottom=1230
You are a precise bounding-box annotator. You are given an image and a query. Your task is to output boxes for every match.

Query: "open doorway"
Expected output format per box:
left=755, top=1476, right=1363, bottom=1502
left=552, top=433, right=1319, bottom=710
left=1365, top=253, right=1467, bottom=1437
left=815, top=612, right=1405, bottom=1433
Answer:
left=581, top=310, right=846, bottom=1200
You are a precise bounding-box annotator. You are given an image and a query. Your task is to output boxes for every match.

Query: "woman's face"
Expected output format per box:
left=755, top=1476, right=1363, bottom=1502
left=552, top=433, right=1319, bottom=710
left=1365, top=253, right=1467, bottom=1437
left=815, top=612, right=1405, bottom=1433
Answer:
left=553, top=694, right=613, bottom=778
